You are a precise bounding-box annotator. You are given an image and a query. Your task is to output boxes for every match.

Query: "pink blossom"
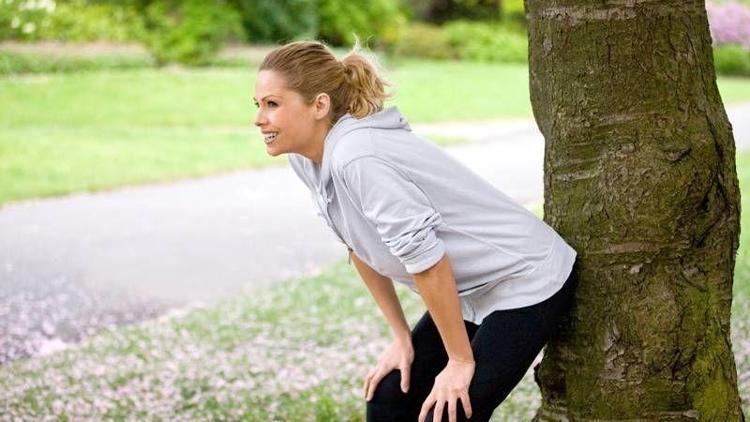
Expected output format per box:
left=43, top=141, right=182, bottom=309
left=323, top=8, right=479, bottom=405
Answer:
left=707, top=1, right=750, bottom=50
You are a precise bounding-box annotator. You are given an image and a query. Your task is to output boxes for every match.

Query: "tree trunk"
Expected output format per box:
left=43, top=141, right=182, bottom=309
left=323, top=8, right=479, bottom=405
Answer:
left=525, top=0, right=745, bottom=420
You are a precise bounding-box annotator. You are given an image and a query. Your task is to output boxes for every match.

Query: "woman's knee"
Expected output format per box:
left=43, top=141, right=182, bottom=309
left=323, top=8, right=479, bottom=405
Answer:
left=366, top=370, right=410, bottom=421
left=366, top=370, right=405, bottom=405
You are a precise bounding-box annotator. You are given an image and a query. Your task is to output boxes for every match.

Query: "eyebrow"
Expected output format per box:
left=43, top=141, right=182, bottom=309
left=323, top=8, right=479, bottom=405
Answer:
left=252, top=95, right=279, bottom=102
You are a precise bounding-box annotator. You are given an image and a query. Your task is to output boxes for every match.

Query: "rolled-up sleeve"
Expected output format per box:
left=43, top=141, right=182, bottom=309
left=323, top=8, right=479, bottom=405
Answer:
left=340, top=156, right=445, bottom=274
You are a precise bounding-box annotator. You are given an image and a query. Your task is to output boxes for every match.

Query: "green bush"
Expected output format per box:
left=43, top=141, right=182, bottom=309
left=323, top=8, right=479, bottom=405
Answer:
left=393, top=21, right=528, bottom=64
left=229, top=0, right=317, bottom=43
left=40, top=0, right=146, bottom=42
left=406, top=0, right=501, bottom=23
left=503, top=0, right=526, bottom=21
left=0, top=0, right=144, bottom=43
left=713, top=44, right=750, bottom=77
left=0, top=0, right=54, bottom=41
left=140, top=0, right=245, bottom=65
left=225, top=0, right=406, bottom=47
left=443, top=20, right=527, bottom=63
left=317, top=0, right=406, bottom=47
left=392, top=23, right=453, bottom=59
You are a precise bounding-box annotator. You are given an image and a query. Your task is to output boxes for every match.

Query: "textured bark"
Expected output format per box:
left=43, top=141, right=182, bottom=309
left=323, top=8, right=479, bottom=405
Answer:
left=525, top=0, right=745, bottom=420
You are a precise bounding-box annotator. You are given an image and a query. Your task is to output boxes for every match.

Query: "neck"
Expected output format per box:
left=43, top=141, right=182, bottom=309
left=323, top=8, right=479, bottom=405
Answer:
left=305, top=119, right=333, bottom=164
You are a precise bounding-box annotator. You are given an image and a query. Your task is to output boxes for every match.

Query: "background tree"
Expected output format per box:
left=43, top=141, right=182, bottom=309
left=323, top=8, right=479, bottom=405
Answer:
left=525, top=0, right=745, bottom=419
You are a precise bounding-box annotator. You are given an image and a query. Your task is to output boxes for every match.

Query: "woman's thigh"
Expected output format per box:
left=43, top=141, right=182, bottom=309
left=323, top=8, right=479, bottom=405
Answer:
left=366, top=311, right=479, bottom=422
left=426, top=274, right=576, bottom=421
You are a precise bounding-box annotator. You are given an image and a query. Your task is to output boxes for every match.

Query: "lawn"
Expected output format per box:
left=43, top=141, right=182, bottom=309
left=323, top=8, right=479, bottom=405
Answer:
left=2, top=149, right=750, bottom=419
left=2, top=61, right=750, bottom=205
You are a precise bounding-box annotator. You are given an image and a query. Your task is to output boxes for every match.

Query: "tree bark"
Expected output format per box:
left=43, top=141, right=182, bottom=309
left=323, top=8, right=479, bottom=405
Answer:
left=525, top=0, right=745, bottom=420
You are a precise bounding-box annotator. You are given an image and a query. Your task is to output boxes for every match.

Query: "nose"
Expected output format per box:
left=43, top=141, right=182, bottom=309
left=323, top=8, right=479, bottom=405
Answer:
left=254, top=109, right=267, bottom=128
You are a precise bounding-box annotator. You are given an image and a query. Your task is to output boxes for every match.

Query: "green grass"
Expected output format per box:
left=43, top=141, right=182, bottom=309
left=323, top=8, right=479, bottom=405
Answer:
left=2, top=171, right=749, bottom=419
left=2, top=61, right=750, bottom=205
left=718, top=76, right=750, bottom=104
left=384, top=59, right=534, bottom=121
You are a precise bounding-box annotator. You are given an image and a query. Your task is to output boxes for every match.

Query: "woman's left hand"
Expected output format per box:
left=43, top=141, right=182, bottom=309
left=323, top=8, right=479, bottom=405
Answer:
left=418, top=358, right=475, bottom=422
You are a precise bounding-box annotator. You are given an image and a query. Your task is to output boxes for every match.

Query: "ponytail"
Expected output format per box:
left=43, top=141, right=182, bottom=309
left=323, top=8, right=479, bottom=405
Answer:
left=341, top=40, right=392, bottom=119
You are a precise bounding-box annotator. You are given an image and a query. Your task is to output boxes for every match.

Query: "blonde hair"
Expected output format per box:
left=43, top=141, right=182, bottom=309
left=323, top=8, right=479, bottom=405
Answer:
left=259, top=39, right=391, bottom=123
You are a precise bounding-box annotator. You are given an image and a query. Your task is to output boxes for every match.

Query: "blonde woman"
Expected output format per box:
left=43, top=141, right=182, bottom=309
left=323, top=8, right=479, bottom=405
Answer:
left=253, top=40, right=578, bottom=422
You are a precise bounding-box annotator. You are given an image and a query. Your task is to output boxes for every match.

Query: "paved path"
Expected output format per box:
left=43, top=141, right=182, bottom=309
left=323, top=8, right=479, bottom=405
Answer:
left=1, top=102, right=749, bottom=362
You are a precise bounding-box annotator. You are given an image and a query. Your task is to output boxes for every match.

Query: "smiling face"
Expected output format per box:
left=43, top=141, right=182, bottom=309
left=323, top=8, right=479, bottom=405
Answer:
left=253, top=70, right=331, bottom=163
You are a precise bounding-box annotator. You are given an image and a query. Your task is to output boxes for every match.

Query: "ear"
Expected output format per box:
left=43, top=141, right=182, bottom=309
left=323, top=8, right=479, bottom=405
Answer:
left=312, top=93, right=331, bottom=121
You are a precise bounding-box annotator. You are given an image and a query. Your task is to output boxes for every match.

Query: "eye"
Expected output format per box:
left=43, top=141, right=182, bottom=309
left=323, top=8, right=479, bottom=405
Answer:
left=267, top=101, right=278, bottom=108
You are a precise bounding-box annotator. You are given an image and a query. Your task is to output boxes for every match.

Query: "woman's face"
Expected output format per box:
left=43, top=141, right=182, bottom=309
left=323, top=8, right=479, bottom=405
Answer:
left=253, top=70, right=328, bottom=161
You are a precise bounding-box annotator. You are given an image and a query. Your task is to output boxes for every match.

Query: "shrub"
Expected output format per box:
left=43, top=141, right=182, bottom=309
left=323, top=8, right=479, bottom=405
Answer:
left=391, top=22, right=453, bottom=59
left=139, top=0, right=245, bottom=66
left=228, top=0, right=317, bottom=43
left=0, top=0, right=144, bottom=43
left=316, top=0, right=406, bottom=47
left=713, top=44, right=750, bottom=76
left=393, top=21, right=527, bottom=64
left=443, top=20, right=527, bottom=63
left=706, top=1, right=750, bottom=76
left=0, top=0, right=56, bottom=42
left=40, top=0, right=146, bottom=43
left=406, top=0, right=501, bottom=24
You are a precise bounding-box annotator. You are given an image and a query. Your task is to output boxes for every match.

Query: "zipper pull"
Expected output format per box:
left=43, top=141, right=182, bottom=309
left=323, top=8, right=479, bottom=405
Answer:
left=347, top=247, right=353, bottom=265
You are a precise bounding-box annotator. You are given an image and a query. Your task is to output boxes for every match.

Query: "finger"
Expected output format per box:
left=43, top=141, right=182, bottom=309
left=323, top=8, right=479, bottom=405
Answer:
left=448, top=397, right=457, bottom=422
left=363, top=369, right=374, bottom=398
left=460, top=391, right=473, bottom=418
left=366, top=371, right=386, bottom=402
left=400, top=363, right=411, bottom=393
left=433, top=399, right=445, bottom=422
left=418, top=393, right=435, bottom=422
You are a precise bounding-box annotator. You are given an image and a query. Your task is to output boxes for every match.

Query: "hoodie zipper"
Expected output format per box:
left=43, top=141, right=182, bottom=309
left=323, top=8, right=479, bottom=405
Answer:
left=314, top=189, right=348, bottom=248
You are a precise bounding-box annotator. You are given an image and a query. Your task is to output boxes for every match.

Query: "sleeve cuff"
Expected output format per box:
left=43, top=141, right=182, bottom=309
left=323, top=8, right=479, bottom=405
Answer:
left=404, top=239, right=446, bottom=274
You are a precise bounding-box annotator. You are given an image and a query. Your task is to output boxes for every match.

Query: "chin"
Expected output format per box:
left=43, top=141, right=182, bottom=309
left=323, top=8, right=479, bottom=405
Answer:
left=265, top=147, right=284, bottom=157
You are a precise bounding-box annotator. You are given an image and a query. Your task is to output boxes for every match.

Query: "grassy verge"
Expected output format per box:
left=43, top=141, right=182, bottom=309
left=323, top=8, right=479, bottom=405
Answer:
left=2, top=61, right=750, bottom=206
left=2, top=153, right=750, bottom=419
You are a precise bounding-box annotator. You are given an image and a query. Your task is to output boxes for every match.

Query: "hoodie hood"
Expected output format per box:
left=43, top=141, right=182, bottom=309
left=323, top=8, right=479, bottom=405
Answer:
left=292, top=106, right=411, bottom=206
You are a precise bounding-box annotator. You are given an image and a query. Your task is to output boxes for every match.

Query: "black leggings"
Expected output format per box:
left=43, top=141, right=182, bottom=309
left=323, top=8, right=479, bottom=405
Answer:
left=366, top=265, right=577, bottom=422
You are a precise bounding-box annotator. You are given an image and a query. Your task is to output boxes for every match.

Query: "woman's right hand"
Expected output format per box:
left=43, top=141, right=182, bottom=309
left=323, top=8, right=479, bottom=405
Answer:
left=364, top=335, right=414, bottom=401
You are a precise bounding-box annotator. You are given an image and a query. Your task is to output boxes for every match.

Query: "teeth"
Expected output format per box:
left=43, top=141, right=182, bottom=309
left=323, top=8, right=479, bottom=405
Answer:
left=264, top=133, right=277, bottom=144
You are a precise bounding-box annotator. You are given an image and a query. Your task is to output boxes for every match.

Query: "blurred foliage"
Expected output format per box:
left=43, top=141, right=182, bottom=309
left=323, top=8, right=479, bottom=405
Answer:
left=0, top=0, right=58, bottom=42
left=227, top=0, right=406, bottom=47
left=408, top=0, right=502, bottom=23
left=713, top=44, right=750, bottom=77
left=402, top=0, right=524, bottom=23
left=228, top=0, right=318, bottom=43
left=0, top=0, right=405, bottom=63
left=136, top=0, right=245, bottom=66
left=317, top=0, right=406, bottom=46
left=43, top=1, right=146, bottom=42
left=392, top=23, right=452, bottom=59
left=393, top=21, right=527, bottom=63
left=706, top=1, right=750, bottom=76
left=443, top=20, right=527, bottom=62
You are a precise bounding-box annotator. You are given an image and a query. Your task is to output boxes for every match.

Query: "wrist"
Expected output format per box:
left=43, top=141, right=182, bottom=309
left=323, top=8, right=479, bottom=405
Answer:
left=393, top=329, right=411, bottom=344
left=449, top=354, right=475, bottom=365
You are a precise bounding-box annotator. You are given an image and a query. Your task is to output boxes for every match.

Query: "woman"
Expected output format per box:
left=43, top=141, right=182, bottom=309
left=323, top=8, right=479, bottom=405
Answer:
left=253, top=40, right=578, bottom=422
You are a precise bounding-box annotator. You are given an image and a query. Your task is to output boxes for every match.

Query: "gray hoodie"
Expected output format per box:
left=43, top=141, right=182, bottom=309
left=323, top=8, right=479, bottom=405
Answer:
left=288, top=106, right=576, bottom=324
